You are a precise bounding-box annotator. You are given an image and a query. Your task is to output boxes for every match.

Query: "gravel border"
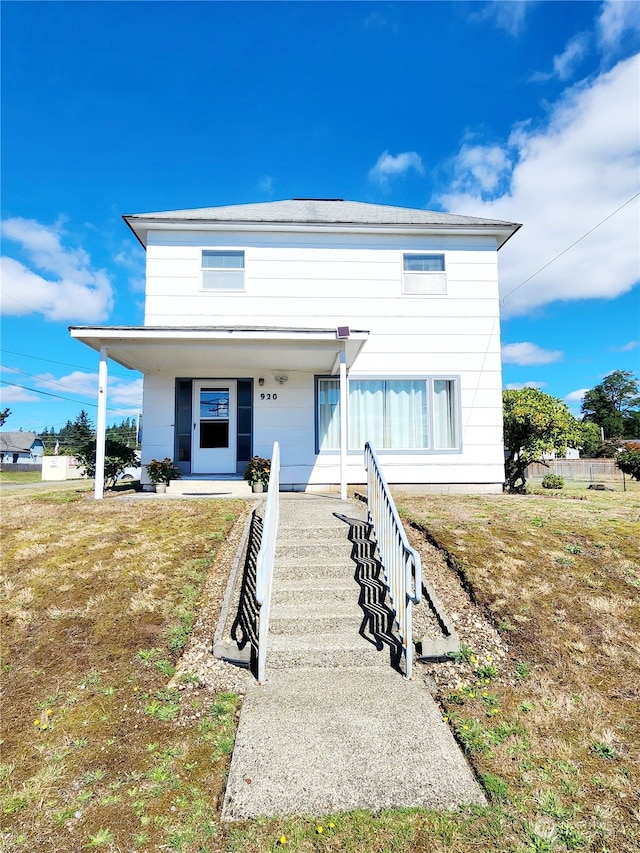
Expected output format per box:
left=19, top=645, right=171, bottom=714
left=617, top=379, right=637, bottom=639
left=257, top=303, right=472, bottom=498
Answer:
left=169, top=499, right=512, bottom=714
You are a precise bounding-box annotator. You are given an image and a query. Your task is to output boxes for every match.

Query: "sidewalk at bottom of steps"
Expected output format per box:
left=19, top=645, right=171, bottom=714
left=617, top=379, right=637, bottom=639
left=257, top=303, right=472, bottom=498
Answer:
left=222, top=667, right=485, bottom=820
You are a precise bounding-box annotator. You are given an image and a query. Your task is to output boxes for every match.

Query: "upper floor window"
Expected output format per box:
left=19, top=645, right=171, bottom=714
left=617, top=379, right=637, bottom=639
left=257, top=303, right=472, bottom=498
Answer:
left=202, top=250, right=245, bottom=291
left=402, top=253, right=447, bottom=295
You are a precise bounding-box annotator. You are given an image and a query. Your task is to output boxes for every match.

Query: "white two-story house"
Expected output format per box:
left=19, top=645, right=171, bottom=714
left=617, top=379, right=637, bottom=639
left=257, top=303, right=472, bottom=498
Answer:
left=70, top=199, right=520, bottom=497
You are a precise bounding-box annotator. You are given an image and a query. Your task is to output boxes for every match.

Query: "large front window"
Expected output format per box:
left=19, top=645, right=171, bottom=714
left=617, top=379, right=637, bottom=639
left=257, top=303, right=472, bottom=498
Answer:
left=316, top=377, right=459, bottom=451
left=349, top=380, right=427, bottom=449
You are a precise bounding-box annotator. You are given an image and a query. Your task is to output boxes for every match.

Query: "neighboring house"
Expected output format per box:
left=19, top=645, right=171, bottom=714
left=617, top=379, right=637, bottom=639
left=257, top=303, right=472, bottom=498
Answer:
left=544, top=448, right=581, bottom=460
left=0, top=431, right=45, bottom=464
left=70, top=199, right=520, bottom=497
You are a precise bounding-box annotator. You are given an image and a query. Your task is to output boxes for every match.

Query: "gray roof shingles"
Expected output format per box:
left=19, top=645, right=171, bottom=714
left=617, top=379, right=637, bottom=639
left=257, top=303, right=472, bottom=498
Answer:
left=124, top=198, right=519, bottom=229
left=0, top=431, right=40, bottom=453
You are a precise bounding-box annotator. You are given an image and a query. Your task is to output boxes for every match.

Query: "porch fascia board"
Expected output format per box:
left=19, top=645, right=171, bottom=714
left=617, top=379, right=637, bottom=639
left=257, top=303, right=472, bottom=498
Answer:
left=69, top=326, right=369, bottom=373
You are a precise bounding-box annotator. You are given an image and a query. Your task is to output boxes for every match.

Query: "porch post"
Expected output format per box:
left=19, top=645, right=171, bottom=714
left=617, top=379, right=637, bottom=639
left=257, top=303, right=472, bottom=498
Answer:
left=94, top=345, right=108, bottom=500
left=339, top=344, right=347, bottom=500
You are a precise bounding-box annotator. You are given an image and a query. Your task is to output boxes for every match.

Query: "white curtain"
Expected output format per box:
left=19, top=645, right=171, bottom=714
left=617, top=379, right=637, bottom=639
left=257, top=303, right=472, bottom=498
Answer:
left=318, top=379, right=340, bottom=450
left=433, top=379, right=457, bottom=448
left=349, top=380, right=427, bottom=449
left=385, top=381, right=427, bottom=448
left=349, top=380, right=384, bottom=448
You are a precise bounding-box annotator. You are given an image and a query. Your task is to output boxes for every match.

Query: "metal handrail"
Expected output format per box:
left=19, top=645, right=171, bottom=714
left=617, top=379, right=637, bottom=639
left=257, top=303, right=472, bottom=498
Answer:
left=364, top=442, right=422, bottom=678
left=255, top=442, right=280, bottom=683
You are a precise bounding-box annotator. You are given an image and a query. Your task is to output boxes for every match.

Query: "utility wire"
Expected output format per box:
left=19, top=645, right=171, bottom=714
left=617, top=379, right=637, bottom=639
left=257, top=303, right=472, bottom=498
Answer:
left=1, top=365, right=104, bottom=397
left=0, top=349, right=139, bottom=380
left=1, top=380, right=99, bottom=407
left=501, top=192, right=640, bottom=304
left=1, top=380, right=140, bottom=413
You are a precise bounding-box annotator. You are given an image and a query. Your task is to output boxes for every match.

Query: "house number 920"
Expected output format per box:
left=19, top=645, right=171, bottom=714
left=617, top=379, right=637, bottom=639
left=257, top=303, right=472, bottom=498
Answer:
left=260, top=393, right=278, bottom=400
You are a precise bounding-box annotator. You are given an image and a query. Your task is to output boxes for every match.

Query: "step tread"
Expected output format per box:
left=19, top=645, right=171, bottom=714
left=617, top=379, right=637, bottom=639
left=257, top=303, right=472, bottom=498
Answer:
left=268, top=630, right=378, bottom=650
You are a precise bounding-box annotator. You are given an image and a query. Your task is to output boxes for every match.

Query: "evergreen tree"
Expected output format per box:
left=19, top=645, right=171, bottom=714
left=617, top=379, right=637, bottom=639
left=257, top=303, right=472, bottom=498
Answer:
left=581, top=370, right=640, bottom=439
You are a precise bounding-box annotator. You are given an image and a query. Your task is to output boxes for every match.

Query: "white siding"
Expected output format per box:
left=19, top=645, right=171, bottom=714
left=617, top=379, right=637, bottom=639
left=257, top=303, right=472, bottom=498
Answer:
left=139, top=226, right=505, bottom=489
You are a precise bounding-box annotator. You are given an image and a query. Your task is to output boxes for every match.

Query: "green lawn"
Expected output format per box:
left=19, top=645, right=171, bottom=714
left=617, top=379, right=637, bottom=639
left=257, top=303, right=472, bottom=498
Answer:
left=0, top=469, right=43, bottom=484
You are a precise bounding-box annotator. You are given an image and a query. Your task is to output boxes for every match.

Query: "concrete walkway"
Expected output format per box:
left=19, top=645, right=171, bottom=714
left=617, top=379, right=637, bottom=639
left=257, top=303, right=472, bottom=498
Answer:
left=222, top=495, right=485, bottom=820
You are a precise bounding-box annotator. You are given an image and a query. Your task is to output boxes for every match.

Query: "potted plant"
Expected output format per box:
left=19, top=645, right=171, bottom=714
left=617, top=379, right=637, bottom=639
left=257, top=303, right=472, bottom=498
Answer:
left=145, top=457, right=181, bottom=493
left=243, top=455, right=271, bottom=492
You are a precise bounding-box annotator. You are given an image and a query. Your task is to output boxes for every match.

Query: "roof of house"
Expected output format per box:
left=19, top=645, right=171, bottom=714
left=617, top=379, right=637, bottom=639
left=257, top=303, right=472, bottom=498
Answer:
left=124, top=198, right=521, bottom=249
left=0, top=430, right=40, bottom=453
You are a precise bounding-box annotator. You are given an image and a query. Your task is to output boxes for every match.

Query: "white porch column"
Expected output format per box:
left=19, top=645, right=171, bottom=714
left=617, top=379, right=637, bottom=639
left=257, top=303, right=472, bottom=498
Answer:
left=94, top=346, right=108, bottom=500
left=339, top=344, right=348, bottom=500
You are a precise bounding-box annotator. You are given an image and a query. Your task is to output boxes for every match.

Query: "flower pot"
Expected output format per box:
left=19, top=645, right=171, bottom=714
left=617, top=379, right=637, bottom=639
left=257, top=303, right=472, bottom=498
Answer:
left=251, top=482, right=264, bottom=493
left=155, top=483, right=167, bottom=494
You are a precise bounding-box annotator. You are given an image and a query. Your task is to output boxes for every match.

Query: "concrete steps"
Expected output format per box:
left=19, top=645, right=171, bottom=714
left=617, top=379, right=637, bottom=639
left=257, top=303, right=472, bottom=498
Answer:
left=265, top=496, right=389, bottom=672
left=221, top=496, right=485, bottom=821
left=267, top=630, right=387, bottom=669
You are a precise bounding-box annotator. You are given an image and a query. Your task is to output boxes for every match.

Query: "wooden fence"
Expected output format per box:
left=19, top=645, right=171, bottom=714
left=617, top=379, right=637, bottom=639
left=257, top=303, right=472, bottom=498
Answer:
left=525, top=459, right=621, bottom=482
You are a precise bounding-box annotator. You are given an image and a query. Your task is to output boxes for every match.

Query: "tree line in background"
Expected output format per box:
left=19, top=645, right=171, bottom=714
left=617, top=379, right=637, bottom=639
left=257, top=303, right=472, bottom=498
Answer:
left=37, top=411, right=140, bottom=455
left=504, top=370, right=640, bottom=492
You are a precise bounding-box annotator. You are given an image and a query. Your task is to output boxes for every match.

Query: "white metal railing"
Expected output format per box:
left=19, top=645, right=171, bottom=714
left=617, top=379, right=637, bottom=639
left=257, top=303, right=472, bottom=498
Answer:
left=364, top=442, right=422, bottom=678
left=255, top=442, right=280, bottom=683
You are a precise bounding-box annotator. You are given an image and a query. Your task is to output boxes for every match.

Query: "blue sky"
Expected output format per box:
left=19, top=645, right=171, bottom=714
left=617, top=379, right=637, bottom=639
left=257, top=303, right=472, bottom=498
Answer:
left=1, top=0, right=639, bottom=435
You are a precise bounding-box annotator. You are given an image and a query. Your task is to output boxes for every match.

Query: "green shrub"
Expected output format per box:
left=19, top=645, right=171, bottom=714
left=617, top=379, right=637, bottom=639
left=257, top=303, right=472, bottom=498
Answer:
left=76, top=439, right=138, bottom=488
left=542, top=473, right=564, bottom=489
left=616, top=443, right=640, bottom=481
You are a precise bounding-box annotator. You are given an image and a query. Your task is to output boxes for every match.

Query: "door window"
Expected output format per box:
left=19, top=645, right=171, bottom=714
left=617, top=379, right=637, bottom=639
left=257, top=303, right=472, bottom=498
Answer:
left=199, top=389, right=230, bottom=448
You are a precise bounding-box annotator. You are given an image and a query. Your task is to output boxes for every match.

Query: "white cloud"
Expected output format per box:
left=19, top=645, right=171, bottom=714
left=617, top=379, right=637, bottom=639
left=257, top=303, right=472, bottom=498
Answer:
left=26, top=370, right=142, bottom=412
left=565, top=388, right=590, bottom=402
left=109, top=377, right=143, bottom=408
left=368, top=150, right=425, bottom=185
left=598, top=0, right=640, bottom=51
left=451, top=144, right=512, bottom=195
left=114, top=245, right=145, bottom=294
left=611, top=339, right=639, bottom=352
left=0, top=383, right=40, bottom=404
left=36, top=370, right=100, bottom=398
left=364, top=9, right=399, bottom=34
left=0, top=218, right=114, bottom=322
left=531, top=32, right=590, bottom=82
left=476, top=1, right=534, bottom=37
left=505, top=381, right=547, bottom=390
left=258, top=175, right=274, bottom=195
left=502, top=342, right=563, bottom=365
left=438, top=53, right=640, bottom=317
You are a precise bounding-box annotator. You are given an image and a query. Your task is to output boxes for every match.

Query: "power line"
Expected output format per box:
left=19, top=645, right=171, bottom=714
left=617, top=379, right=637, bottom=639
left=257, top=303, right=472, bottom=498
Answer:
left=0, top=349, right=139, bottom=380
left=1, top=380, right=140, bottom=414
left=1, top=365, right=101, bottom=397
left=501, top=192, right=640, bottom=304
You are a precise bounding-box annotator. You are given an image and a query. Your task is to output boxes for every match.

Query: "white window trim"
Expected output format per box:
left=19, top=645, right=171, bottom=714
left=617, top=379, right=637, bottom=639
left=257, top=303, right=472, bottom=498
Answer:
left=201, top=249, right=246, bottom=292
left=402, top=252, right=447, bottom=295
left=315, top=374, right=462, bottom=454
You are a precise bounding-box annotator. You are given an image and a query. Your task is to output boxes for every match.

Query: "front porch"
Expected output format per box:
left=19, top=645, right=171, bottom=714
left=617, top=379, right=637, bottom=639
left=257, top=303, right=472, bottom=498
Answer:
left=162, top=476, right=345, bottom=498
left=69, top=325, right=368, bottom=500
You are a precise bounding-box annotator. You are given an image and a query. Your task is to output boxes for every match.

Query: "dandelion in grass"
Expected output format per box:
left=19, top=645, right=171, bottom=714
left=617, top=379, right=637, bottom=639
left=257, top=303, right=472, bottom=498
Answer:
left=278, top=836, right=287, bottom=846
left=316, top=825, right=324, bottom=834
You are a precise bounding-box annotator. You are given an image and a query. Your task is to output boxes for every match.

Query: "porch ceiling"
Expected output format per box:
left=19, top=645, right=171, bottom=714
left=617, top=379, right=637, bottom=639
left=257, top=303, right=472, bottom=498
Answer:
left=69, top=326, right=369, bottom=374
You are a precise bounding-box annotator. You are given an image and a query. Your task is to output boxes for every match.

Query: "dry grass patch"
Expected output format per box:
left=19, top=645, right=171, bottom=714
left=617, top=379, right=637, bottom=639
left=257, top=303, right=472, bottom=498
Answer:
left=1, top=490, right=247, bottom=852
left=2, top=483, right=639, bottom=852
left=397, top=485, right=640, bottom=852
